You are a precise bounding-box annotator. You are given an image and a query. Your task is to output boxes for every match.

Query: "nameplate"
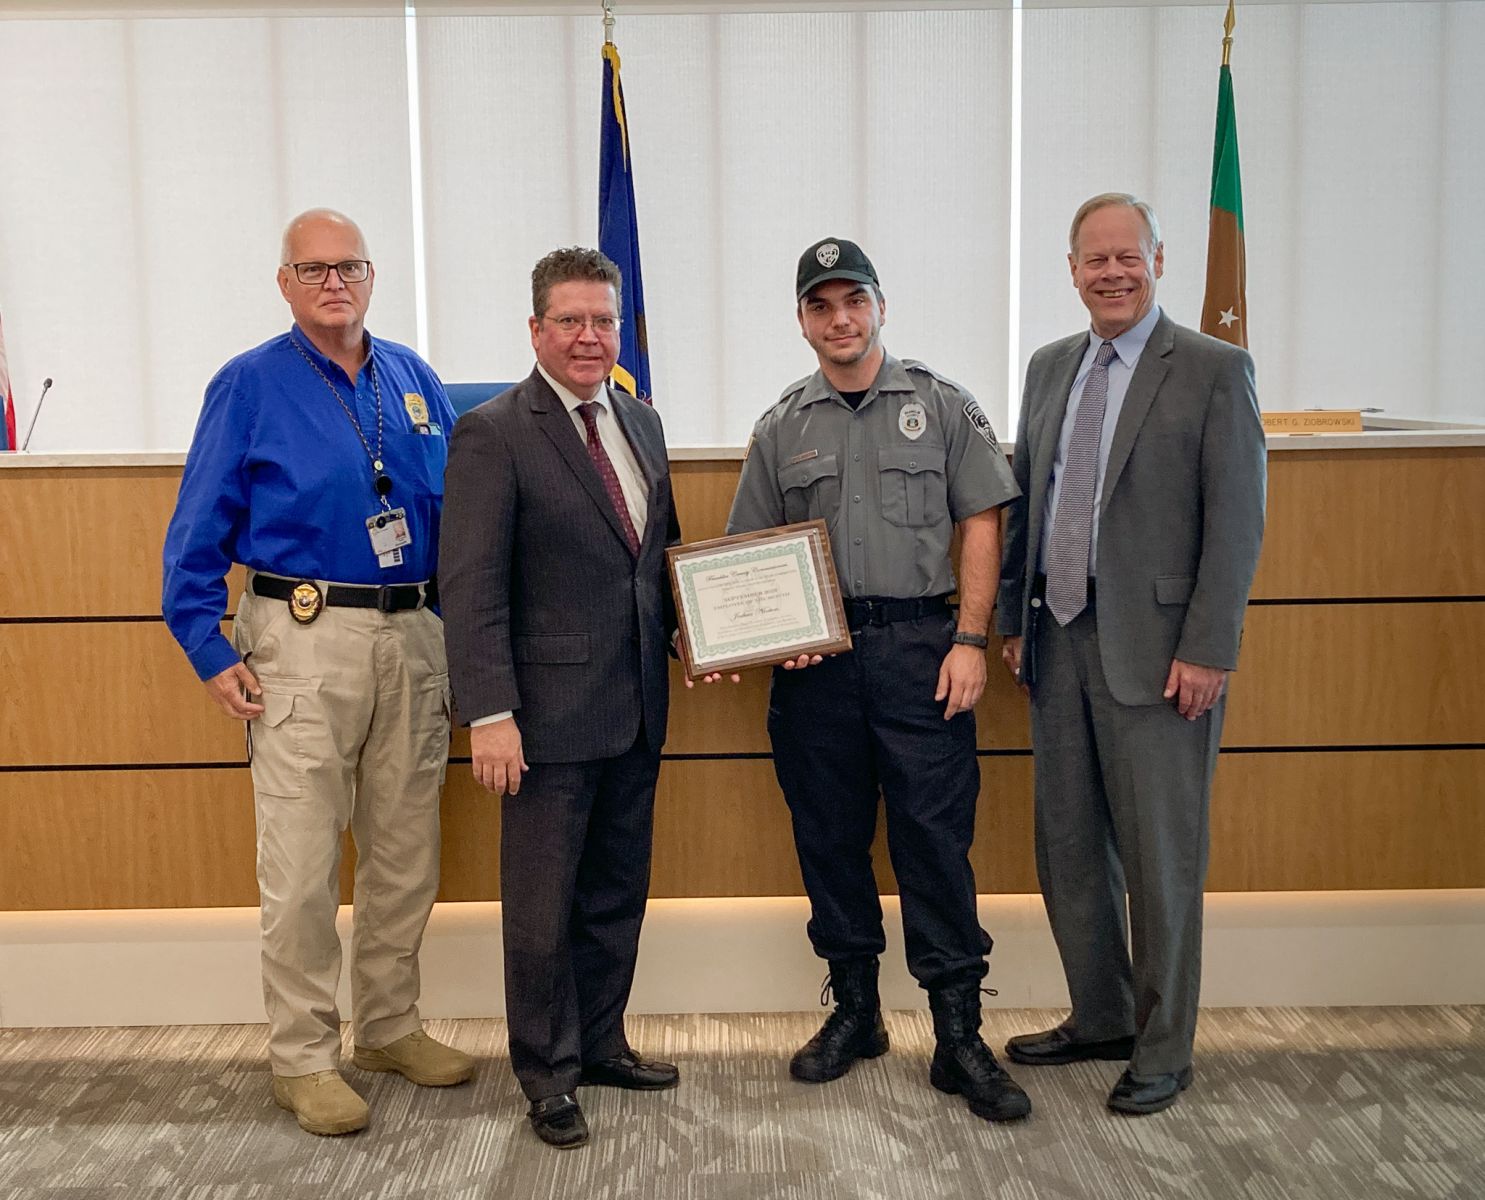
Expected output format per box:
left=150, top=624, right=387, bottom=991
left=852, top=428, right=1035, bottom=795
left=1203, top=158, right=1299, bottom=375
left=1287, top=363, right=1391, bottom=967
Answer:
left=1262, top=410, right=1364, bottom=435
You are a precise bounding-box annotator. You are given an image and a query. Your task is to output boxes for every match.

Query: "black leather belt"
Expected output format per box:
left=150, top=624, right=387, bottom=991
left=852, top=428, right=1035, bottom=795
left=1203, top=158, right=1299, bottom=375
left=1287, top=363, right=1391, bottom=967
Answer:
left=1032, top=574, right=1095, bottom=604
left=252, top=572, right=438, bottom=613
left=843, top=594, right=951, bottom=630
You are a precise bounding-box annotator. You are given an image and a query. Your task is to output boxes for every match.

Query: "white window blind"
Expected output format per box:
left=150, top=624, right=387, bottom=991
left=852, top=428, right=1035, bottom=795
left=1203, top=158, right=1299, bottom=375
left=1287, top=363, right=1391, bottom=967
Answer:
left=0, top=2, right=1479, bottom=452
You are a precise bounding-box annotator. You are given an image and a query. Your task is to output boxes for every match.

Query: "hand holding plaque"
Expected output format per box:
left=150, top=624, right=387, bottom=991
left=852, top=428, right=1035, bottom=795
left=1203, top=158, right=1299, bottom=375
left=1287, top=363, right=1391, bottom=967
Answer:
left=666, top=520, right=853, bottom=682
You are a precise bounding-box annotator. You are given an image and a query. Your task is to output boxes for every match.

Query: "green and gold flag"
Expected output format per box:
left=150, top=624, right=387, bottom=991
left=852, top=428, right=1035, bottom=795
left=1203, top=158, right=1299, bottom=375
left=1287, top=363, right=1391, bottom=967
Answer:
left=1201, top=2, right=1246, bottom=348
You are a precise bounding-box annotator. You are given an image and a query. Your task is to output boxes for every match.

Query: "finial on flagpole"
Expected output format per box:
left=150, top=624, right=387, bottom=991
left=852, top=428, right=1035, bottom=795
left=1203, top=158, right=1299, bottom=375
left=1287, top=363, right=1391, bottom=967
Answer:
left=1222, top=0, right=1235, bottom=67
left=603, top=0, right=615, bottom=44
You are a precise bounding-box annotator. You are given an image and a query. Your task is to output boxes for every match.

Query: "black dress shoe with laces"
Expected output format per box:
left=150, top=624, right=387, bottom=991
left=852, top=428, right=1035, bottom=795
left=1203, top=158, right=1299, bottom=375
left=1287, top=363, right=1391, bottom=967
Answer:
left=1005, top=1026, right=1137, bottom=1066
left=1107, top=1066, right=1193, bottom=1115
left=527, top=1092, right=589, bottom=1148
left=579, top=1050, right=680, bottom=1091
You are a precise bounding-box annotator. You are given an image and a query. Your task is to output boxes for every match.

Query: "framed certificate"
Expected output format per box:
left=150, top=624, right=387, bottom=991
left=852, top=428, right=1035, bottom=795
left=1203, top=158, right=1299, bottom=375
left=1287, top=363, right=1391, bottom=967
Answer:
left=666, top=520, right=853, bottom=682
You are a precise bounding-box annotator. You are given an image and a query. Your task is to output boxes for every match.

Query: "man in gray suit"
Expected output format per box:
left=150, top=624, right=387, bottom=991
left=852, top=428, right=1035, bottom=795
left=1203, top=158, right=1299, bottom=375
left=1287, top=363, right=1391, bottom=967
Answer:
left=439, top=247, right=681, bottom=1149
left=997, top=194, right=1266, bottom=1114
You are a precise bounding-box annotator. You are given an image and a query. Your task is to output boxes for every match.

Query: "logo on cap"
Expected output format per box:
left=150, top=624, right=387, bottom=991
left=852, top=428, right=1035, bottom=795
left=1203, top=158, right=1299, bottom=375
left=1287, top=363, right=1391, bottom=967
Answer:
left=816, top=243, right=840, bottom=268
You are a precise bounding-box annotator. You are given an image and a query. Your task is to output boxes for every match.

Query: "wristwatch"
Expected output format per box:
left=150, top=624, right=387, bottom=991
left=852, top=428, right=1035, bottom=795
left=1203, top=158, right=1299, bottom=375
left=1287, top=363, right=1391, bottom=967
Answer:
left=951, top=631, right=990, bottom=649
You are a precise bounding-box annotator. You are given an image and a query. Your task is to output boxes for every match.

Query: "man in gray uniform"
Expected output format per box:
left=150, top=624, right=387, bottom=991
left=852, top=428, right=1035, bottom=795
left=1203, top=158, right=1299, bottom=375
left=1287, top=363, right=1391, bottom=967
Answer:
left=726, top=238, right=1029, bottom=1124
left=998, top=193, right=1265, bottom=1115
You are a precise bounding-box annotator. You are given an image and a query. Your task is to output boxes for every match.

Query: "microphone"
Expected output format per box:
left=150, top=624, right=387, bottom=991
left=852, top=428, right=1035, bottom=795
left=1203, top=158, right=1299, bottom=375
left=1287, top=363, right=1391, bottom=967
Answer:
left=20, top=377, right=53, bottom=452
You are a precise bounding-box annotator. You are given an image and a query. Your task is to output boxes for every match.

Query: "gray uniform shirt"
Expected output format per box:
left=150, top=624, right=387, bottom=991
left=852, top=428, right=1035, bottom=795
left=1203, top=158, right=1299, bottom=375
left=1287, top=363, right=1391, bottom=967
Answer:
left=727, top=354, right=1019, bottom=599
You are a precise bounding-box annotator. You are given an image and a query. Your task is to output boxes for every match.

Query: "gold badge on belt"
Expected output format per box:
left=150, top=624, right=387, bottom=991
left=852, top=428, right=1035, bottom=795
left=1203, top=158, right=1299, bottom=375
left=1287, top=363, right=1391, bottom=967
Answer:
left=290, top=580, right=325, bottom=625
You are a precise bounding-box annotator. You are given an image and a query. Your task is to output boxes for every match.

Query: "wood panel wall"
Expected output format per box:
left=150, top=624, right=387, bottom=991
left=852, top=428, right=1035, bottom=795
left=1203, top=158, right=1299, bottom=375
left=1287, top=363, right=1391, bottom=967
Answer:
left=2, top=446, right=1482, bottom=910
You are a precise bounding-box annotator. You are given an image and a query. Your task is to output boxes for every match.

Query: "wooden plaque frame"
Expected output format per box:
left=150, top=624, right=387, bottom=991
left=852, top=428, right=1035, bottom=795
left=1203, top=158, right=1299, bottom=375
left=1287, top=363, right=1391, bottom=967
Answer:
left=666, top=520, right=853, bottom=682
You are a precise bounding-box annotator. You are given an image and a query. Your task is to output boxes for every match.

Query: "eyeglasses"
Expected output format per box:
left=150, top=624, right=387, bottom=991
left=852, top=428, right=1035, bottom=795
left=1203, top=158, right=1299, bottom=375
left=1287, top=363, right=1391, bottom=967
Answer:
left=540, top=314, right=622, bottom=336
left=287, top=260, right=371, bottom=285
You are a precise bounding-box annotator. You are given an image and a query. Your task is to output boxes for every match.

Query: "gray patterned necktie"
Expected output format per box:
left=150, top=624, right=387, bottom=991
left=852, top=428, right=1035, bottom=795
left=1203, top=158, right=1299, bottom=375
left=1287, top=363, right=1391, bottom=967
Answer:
left=1046, top=340, right=1117, bottom=626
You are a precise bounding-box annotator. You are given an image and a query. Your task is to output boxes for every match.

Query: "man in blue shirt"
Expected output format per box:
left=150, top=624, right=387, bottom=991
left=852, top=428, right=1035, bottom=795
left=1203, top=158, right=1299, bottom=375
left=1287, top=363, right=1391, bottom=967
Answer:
left=162, top=208, right=470, bottom=1136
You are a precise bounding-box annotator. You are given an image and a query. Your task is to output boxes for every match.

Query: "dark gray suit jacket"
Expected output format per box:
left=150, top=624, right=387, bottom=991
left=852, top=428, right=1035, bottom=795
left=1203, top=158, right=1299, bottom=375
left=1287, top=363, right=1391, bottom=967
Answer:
left=439, top=368, right=679, bottom=761
left=997, top=313, right=1267, bottom=706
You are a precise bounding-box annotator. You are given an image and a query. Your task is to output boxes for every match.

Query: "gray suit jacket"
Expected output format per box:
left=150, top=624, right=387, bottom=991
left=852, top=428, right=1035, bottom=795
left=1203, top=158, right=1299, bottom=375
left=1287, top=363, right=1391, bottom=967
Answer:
left=439, top=368, right=679, bottom=761
left=997, top=313, right=1267, bottom=706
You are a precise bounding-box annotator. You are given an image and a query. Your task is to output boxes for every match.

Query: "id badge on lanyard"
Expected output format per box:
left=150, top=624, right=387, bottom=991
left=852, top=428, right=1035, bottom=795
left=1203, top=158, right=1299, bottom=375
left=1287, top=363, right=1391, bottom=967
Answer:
left=366, top=507, right=412, bottom=568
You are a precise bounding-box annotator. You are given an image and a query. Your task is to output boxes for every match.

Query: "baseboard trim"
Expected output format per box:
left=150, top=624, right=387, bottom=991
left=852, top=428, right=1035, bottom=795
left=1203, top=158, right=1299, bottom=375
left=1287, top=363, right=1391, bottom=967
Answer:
left=1, top=890, right=1481, bottom=1027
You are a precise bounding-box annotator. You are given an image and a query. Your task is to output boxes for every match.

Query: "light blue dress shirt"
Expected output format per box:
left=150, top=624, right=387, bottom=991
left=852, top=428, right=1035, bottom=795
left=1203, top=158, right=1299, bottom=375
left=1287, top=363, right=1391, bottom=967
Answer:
left=1037, top=304, right=1162, bottom=576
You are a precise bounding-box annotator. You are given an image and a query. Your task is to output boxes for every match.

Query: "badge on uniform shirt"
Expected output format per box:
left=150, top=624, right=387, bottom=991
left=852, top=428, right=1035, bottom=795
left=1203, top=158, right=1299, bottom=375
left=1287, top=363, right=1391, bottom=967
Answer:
left=963, top=399, right=999, bottom=450
left=899, top=401, right=927, bottom=441
left=290, top=580, right=324, bottom=625
left=787, top=449, right=819, bottom=465
left=366, top=506, right=413, bottom=562
left=403, top=393, right=430, bottom=426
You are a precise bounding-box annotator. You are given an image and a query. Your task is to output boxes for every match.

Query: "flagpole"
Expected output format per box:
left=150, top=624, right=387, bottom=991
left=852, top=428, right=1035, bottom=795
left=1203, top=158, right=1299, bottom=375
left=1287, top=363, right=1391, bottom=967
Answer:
left=598, top=0, right=653, bottom=402
left=1201, top=0, right=1247, bottom=348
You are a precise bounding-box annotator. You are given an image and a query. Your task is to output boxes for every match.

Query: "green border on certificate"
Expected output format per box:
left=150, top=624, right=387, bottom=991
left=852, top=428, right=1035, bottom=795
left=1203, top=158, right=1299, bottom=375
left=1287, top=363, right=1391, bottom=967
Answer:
left=665, top=520, right=853, bottom=681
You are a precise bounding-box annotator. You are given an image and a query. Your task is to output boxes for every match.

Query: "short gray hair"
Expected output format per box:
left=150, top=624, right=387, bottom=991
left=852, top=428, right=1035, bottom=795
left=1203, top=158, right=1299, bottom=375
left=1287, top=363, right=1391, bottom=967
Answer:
left=279, top=208, right=368, bottom=266
left=531, top=247, right=623, bottom=317
left=1068, top=193, right=1162, bottom=257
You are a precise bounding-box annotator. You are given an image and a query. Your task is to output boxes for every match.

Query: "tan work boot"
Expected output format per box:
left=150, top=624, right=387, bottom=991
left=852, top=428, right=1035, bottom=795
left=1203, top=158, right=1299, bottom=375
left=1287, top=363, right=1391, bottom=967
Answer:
left=271, top=1070, right=369, bottom=1136
left=353, top=1029, right=475, bottom=1087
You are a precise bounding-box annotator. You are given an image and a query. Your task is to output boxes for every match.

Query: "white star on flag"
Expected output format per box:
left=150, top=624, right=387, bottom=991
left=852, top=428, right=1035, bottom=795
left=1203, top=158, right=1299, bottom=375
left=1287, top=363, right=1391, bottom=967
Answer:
left=1218, top=308, right=1239, bottom=328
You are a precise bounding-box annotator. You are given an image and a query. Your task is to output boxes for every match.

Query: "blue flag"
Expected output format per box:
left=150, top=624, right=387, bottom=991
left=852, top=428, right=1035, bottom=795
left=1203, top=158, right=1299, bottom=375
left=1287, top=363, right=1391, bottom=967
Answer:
left=599, top=43, right=651, bottom=404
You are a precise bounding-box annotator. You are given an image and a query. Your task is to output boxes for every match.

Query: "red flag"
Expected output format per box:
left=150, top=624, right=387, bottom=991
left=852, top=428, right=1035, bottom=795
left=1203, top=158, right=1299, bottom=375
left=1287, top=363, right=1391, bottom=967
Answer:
left=0, top=312, right=17, bottom=452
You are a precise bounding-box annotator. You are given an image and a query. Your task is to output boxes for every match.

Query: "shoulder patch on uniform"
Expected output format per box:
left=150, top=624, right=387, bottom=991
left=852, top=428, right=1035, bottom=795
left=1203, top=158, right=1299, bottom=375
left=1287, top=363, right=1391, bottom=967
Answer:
left=963, top=399, right=999, bottom=451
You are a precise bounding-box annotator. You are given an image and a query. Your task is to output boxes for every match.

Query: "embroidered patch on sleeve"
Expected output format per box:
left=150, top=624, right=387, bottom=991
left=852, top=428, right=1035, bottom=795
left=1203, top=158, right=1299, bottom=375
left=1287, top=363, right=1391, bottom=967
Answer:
left=963, top=399, right=999, bottom=450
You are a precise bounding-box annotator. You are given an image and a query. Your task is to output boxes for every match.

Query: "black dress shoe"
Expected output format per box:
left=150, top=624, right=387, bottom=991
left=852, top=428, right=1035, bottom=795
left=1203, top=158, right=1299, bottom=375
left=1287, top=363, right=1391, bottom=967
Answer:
left=579, top=1050, right=680, bottom=1091
left=1005, top=1026, right=1137, bottom=1066
left=1106, top=1066, right=1194, bottom=1115
left=527, top=1092, right=589, bottom=1148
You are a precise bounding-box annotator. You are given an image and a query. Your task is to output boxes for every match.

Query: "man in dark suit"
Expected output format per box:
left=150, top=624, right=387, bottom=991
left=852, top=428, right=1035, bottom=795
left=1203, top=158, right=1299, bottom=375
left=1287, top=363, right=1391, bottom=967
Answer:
left=997, top=194, right=1266, bottom=1115
left=439, top=247, right=680, bottom=1149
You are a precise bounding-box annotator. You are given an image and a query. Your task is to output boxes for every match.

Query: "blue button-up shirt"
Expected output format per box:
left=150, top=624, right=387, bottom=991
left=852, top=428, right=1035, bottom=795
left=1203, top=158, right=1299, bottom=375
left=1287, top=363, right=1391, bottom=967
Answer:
left=162, top=326, right=455, bottom=680
left=1037, top=304, right=1161, bottom=576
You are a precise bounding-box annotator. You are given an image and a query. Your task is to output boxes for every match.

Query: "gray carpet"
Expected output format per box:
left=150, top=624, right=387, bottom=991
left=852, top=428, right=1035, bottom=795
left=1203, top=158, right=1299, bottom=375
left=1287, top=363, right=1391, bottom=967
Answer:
left=1, top=1008, right=1482, bottom=1199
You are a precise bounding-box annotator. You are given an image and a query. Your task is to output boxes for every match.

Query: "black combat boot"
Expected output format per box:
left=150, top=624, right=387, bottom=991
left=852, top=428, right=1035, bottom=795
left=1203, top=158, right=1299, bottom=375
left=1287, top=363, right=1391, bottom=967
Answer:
left=789, top=957, right=890, bottom=1083
left=927, top=977, right=1032, bottom=1122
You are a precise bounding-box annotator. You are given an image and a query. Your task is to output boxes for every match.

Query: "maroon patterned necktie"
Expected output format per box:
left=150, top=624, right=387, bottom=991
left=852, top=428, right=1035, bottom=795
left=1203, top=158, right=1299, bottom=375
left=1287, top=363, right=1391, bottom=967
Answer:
left=577, top=401, right=641, bottom=556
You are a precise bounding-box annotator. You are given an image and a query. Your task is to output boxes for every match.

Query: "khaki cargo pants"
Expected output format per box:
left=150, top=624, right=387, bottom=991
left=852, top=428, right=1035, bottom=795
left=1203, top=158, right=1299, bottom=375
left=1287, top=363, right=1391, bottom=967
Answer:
left=233, top=580, right=451, bottom=1076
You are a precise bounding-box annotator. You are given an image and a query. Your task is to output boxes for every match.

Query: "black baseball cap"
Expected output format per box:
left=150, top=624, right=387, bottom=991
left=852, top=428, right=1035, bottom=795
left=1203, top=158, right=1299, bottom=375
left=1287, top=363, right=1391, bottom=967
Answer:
left=796, top=237, right=879, bottom=300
